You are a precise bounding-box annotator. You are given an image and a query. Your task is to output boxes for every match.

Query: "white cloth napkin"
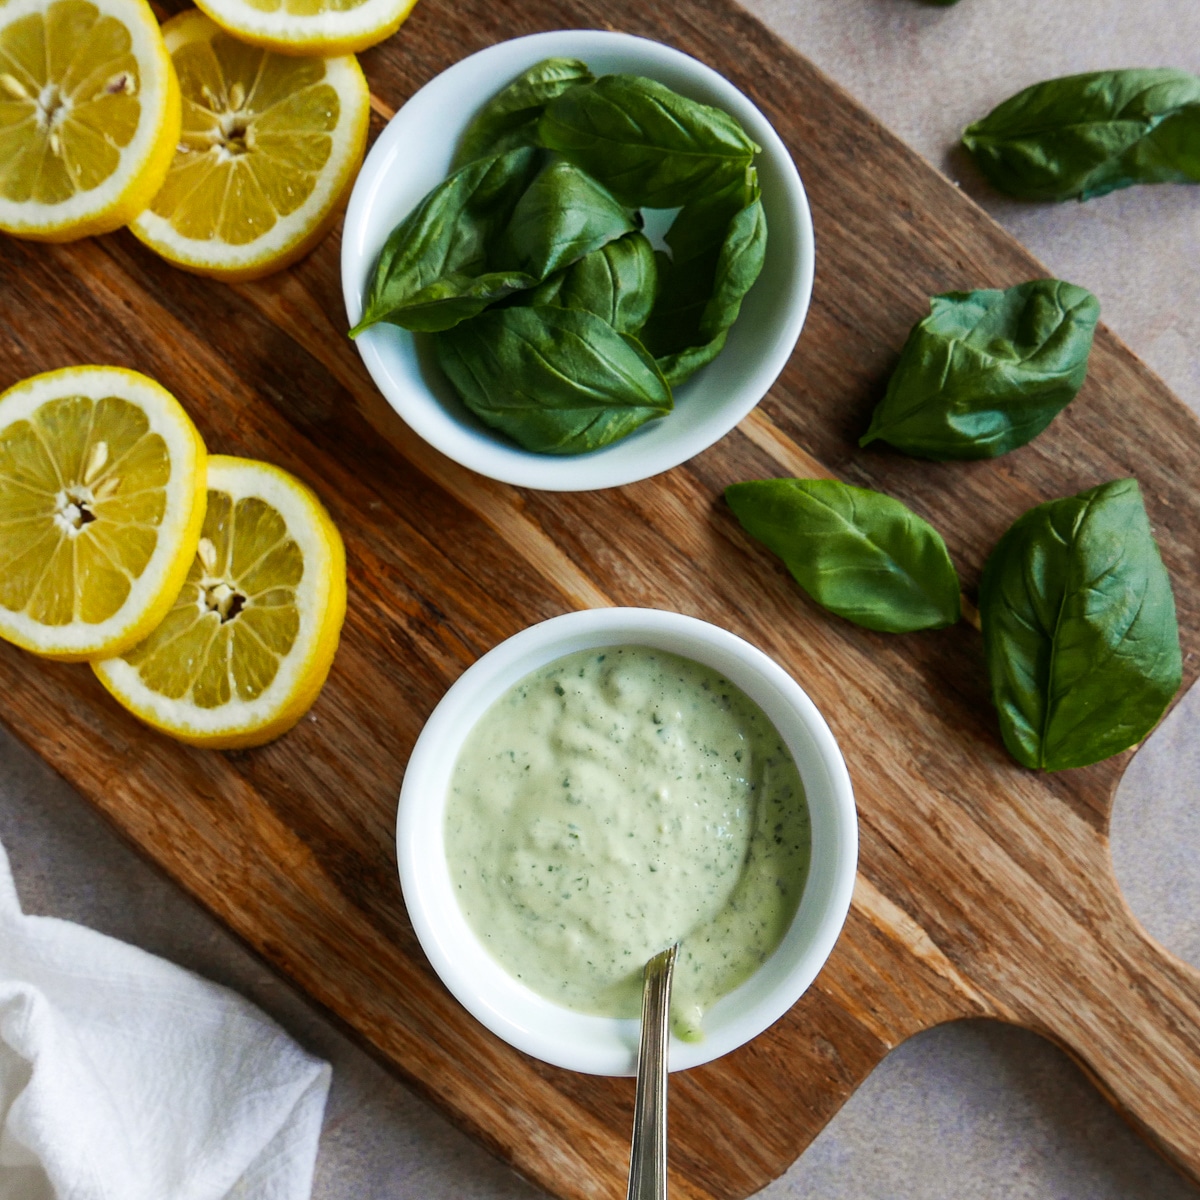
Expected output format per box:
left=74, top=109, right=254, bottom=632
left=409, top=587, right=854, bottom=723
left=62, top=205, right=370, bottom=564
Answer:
left=0, top=840, right=331, bottom=1200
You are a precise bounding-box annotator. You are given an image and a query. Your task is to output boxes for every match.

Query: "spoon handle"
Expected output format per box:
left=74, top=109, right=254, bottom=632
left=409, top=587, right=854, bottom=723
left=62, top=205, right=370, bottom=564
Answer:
left=626, top=943, right=678, bottom=1200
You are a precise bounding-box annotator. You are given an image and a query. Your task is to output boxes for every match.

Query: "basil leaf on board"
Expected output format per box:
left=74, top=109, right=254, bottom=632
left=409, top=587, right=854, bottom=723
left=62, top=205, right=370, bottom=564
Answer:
left=860, top=280, right=1100, bottom=460
left=725, top=479, right=961, bottom=633
left=497, top=159, right=636, bottom=280
left=962, top=69, right=1200, bottom=202
left=351, top=148, right=541, bottom=336
left=434, top=306, right=673, bottom=454
left=539, top=74, right=761, bottom=207
left=641, top=172, right=767, bottom=386
left=528, top=231, right=658, bottom=334
left=979, top=479, right=1181, bottom=772
left=453, top=57, right=594, bottom=168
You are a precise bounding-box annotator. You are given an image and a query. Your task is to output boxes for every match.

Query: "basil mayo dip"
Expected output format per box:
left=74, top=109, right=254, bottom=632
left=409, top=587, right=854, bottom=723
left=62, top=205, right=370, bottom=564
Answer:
left=445, top=645, right=811, bottom=1039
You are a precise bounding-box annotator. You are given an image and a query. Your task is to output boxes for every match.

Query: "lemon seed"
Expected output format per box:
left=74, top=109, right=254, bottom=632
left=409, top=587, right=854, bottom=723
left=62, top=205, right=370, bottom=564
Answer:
left=0, top=73, right=28, bottom=100
left=197, top=536, right=218, bottom=574
left=82, top=440, right=109, bottom=483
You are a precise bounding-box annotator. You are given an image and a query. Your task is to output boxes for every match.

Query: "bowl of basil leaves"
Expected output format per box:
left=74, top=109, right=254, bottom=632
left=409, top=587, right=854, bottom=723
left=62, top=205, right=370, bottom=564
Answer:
left=341, top=30, right=814, bottom=491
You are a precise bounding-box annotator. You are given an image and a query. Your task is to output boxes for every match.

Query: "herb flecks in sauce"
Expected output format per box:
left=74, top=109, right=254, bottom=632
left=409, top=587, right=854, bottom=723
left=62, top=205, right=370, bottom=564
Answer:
left=445, top=646, right=811, bottom=1040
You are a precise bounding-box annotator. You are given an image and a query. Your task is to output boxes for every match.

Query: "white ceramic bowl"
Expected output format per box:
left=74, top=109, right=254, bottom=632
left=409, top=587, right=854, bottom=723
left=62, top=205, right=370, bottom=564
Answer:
left=396, top=609, right=857, bottom=1075
left=342, top=31, right=815, bottom=491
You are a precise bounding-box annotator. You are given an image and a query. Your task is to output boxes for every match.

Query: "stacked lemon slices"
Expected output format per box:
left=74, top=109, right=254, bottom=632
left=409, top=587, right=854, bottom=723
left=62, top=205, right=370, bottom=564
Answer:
left=0, top=0, right=395, bottom=276
left=1, top=0, right=371, bottom=737
left=0, top=366, right=346, bottom=748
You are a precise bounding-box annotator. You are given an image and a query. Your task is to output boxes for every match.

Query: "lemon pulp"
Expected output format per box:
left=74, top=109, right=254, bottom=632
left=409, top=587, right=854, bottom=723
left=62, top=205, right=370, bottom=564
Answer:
left=1, top=394, right=167, bottom=623
left=155, top=37, right=336, bottom=244
left=124, top=488, right=305, bottom=706
left=0, top=2, right=141, bottom=205
left=246, top=0, right=376, bottom=16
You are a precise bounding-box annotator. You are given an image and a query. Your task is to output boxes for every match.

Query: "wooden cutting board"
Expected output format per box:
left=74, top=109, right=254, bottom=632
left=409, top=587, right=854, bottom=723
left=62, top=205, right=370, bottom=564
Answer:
left=2, top=0, right=1199, bottom=1196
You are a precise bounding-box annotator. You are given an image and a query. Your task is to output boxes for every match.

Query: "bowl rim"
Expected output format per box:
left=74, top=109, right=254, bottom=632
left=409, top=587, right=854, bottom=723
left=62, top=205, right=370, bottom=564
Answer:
left=396, top=608, right=858, bottom=1076
left=341, top=29, right=815, bottom=492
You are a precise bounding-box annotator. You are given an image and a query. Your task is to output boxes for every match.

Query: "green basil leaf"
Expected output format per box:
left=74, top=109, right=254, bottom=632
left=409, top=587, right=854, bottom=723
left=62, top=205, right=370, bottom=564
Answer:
left=371, top=269, right=539, bottom=334
left=963, top=68, right=1200, bottom=201
left=527, top=231, right=658, bottom=334
left=653, top=335, right=729, bottom=387
left=860, top=279, right=1100, bottom=460
left=351, top=148, right=541, bottom=336
left=659, top=170, right=754, bottom=264
left=496, top=159, right=635, bottom=280
left=526, top=271, right=565, bottom=307
left=454, top=57, right=595, bottom=168
left=434, top=305, right=673, bottom=454
left=980, top=478, right=1181, bottom=770
left=539, top=74, right=760, bottom=207
left=725, top=479, right=961, bottom=633
left=642, top=173, right=767, bottom=385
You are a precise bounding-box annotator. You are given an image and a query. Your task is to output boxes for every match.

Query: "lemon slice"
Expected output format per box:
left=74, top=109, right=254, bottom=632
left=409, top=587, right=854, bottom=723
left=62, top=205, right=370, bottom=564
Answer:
left=0, top=0, right=181, bottom=242
left=128, top=10, right=369, bottom=281
left=194, top=0, right=416, bottom=57
left=0, top=366, right=207, bottom=661
left=93, top=455, right=346, bottom=748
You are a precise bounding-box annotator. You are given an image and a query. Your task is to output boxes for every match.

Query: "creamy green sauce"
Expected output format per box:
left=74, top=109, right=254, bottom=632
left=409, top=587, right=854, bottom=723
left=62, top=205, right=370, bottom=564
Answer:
left=445, top=645, right=811, bottom=1040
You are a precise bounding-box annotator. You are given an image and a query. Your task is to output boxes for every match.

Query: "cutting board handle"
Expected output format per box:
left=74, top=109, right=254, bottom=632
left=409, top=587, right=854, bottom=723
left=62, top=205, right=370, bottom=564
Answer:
left=1028, top=871, right=1200, bottom=1181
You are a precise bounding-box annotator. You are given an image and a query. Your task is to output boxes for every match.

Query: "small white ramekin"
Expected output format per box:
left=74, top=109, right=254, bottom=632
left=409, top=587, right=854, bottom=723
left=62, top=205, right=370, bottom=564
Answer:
left=396, top=609, right=857, bottom=1075
left=342, top=31, right=815, bottom=491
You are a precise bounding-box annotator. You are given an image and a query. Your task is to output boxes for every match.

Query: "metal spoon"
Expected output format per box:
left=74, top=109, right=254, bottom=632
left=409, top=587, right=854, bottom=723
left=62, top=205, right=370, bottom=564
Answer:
left=626, top=943, right=679, bottom=1200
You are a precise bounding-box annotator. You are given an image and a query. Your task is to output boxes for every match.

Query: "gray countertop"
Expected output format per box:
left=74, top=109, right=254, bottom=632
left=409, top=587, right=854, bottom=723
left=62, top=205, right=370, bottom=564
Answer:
left=2, top=0, right=1199, bottom=1196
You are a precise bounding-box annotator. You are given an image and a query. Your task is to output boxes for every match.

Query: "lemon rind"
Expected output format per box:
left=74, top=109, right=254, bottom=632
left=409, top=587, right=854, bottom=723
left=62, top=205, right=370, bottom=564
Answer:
left=192, top=0, right=417, bottom=56
left=0, top=0, right=182, bottom=242
left=92, top=455, right=347, bottom=748
left=128, top=10, right=370, bottom=279
left=0, top=366, right=207, bottom=661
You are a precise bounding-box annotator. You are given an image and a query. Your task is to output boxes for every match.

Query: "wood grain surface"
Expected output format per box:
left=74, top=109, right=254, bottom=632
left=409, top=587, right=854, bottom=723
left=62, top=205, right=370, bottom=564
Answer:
left=2, top=1, right=1200, bottom=1197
